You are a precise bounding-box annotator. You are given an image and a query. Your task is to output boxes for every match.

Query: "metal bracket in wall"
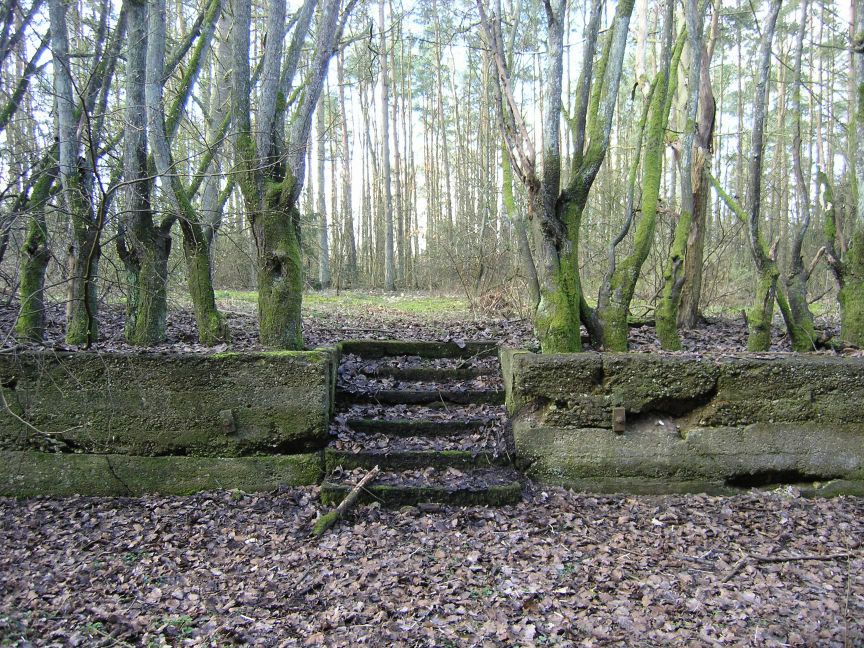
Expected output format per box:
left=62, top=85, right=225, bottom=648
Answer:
left=612, top=407, right=626, bottom=434
left=219, top=409, right=237, bottom=435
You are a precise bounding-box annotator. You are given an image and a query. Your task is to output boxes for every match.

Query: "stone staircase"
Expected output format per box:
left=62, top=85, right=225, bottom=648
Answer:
left=320, top=341, right=524, bottom=507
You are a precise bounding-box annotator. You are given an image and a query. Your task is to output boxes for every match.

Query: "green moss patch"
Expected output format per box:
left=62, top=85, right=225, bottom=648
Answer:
left=0, top=451, right=322, bottom=497
left=0, top=350, right=337, bottom=457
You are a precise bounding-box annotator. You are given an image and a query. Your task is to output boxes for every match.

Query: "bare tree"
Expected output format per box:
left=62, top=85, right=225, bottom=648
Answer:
left=145, top=0, right=228, bottom=344
left=479, top=0, right=634, bottom=351
left=231, top=0, right=357, bottom=348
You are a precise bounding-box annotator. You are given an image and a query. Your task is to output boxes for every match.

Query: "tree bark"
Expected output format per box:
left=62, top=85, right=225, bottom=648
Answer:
left=744, top=0, right=781, bottom=351
left=656, top=0, right=705, bottom=350
left=479, top=0, right=634, bottom=352
left=841, top=0, right=864, bottom=345
left=146, top=0, right=228, bottom=345
left=380, top=0, right=395, bottom=291
left=121, top=0, right=170, bottom=346
left=232, top=0, right=355, bottom=348
left=15, top=168, right=55, bottom=342
left=782, top=0, right=818, bottom=351
left=596, top=0, right=677, bottom=351
left=317, top=93, right=331, bottom=288
left=49, top=0, right=102, bottom=346
left=337, top=51, right=357, bottom=281
left=678, top=5, right=718, bottom=329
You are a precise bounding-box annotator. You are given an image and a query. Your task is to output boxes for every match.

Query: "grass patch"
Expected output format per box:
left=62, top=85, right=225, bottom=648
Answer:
left=303, top=291, right=470, bottom=314
left=214, top=289, right=257, bottom=303
left=214, top=289, right=470, bottom=317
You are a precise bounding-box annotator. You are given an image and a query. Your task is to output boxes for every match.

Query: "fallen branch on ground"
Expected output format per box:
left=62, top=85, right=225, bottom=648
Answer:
left=312, top=465, right=380, bottom=537
left=723, top=552, right=853, bottom=582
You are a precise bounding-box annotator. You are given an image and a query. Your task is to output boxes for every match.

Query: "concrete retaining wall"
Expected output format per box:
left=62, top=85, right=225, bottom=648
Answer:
left=501, top=349, right=864, bottom=495
left=0, top=350, right=337, bottom=496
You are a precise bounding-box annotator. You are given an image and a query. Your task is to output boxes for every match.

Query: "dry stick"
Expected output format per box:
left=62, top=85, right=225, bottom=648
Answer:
left=723, top=552, right=853, bottom=583
left=312, top=465, right=380, bottom=537
left=751, top=552, right=853, bottom=563
left=0, top=384, right=80, bottom=449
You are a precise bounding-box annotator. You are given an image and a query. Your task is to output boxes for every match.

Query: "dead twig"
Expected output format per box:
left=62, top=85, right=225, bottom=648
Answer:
left=723, top=552, right=853, bottom=583
left=0, top=383, right=76, bottom=450
left=312, top=465, right=380, bottom=537
left=751, top=552, right=852, bottom=563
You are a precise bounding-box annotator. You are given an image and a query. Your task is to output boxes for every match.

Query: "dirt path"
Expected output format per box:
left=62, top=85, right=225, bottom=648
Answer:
left=2, top=486, right=862, bottom=647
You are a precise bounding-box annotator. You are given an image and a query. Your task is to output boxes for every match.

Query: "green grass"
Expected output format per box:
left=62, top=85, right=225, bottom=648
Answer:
left=214, top=289, right=471, bottom=316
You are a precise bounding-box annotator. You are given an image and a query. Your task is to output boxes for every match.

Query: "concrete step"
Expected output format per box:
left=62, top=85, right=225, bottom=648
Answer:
left=344, top=418, right=490, bottom=437
left=358, top=365, right=492, bottom=381
left=336, top=388, right=505, bottom=406
left=340, top=340, right=499, bottom=360
left=320, top=467, right=523, bottom=508
left=324, top=448, right=509, bottom=472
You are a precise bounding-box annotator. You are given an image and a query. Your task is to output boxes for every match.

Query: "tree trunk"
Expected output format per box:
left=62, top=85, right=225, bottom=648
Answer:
left=678, top=8, right=717, bottom=329
left=744, top=0, right=781, bottom=351
left=656, top=0, right=705, bottom=350
left=782, top=0, right=818, bottom=351
left=49, top=0, right=101, bottom=346
left=842, top=0, right=864, bottom=346
left=337, top=51, right=357, bottom=281
left=146, top=0, right=227, bottom=345
left=597, top=0, right=676, bottom=351
left=16, top=170, right=54, bottom=342
left=501, top=143, right=539, bottom=306
left=380, top=0, right=395, bottom=291
left=479, top=0, right=633, bottom=352
left=232, top=0, right=353, bottom=347
left=121, top=0, right=168, bottom=345
left=317, top=93, right=331, bottom=288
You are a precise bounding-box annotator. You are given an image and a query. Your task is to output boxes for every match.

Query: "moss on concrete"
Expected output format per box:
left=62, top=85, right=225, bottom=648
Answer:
left=319, top=480, right=523, bottom=507
left=504, top=350, right=864, bottom=493
left=0, top=350, right=338, bottom=457
left=340, top=340, right=498, bottom=360
left=324, top=448, right=506, bottom=472
left=0, top=451, right=322, bottom=497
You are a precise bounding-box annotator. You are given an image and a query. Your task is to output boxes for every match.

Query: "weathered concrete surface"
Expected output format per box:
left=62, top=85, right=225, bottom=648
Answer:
left=0, top=350, right=336, bottom=457
left=340, top=340, right=498, bottom=360
left=501, top=349, right=864, bottom=494
left=0, top=451, right=322, bottom=497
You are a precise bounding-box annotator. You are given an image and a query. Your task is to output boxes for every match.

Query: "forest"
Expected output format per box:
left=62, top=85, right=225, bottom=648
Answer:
left=0, top=0, right=861, bottom=353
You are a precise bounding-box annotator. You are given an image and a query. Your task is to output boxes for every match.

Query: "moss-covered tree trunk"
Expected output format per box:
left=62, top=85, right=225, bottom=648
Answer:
left=840, top=232, right=864, bottom=346
left=843, top=0, right=864, bottom=346
left=479, top=0, right=633, bottom=353
left=743, top=0, right=781, bottom=351
left=780, top=0, right=818, bottom=352
left=678, top=147, right=711, bottom=328
left=123, top=228, right=171, bottom=346
left=65, top=221, right=101, bottom=345
left=146, top=0, right=228, bottom=346
left=252, top=187, right=304, bottom=349
left=597, top=0, right=676, bottom=351
left=231, top=0, right=350, bottom=348
left=183, top=238, right=230, bottom=344
left=49, top=0, right=104, bottom=346
left=121, top=0, right=171, bottom=346
left=783, top=268, right=817, bottom=350
left=657, top=0, right=705, bottom=350
left=532, top=190, right=583, bottom=353
left=16, top=211, right=50, bottom=343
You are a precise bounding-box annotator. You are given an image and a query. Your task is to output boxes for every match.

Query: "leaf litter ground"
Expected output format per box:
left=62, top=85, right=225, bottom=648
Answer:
left=1, top=292, right=862, bottom=646
left=1, top=488, right=862, bottom=647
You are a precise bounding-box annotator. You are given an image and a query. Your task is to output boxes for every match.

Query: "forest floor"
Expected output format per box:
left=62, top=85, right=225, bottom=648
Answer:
left=1, top=291, right=862, bottom=647
left=0, top=288, right=853, bottom=355
left=1, top=487, right=862, bottom=647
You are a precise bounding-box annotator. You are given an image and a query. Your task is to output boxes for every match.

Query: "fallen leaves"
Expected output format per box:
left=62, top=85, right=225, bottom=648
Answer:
left=0, top=488, right=861, bottom=647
